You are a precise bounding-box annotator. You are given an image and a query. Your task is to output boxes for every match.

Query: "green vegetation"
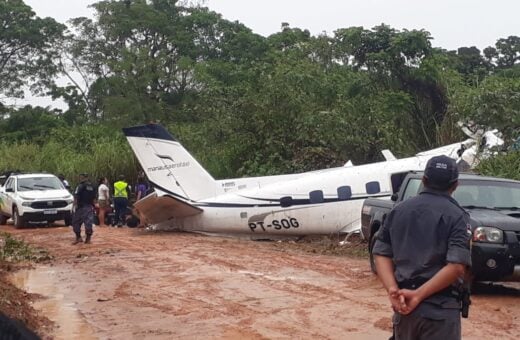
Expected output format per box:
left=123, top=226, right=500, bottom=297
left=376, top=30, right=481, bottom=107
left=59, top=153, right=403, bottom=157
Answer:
left=477, top=152, right=520, bottom=181
left=0, top=0, right=519, bottom=182
left=0, top=232, right=51, bottom=263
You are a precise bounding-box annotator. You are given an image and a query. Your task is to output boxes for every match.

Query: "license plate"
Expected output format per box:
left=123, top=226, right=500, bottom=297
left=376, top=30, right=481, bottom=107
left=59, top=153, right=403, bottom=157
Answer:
left=43, top=210, right=57, bottom=215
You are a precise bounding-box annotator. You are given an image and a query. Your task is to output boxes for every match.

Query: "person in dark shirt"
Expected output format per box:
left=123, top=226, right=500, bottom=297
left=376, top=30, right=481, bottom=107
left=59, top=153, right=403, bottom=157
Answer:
left=72, top=173, right=96, bottom=244
left=373, top=155, right=471, bottom=340
left=135, top=175, right=148, bottom=202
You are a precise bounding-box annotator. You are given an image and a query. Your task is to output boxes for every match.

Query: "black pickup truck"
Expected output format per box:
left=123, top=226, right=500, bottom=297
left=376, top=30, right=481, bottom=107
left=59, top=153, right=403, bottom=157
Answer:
left=361, top=171, right=520, bottom=282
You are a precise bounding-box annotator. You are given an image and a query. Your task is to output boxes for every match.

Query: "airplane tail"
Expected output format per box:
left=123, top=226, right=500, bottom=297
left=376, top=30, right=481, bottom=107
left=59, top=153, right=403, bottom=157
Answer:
left=123, top=124, right=217, bottom=201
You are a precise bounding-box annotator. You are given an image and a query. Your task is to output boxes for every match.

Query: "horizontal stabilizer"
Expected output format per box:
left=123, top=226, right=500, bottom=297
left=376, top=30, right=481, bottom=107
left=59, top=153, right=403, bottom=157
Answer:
left=381, top=149, right=396, bottom=161
left=134, top=193, right=202, bottom=225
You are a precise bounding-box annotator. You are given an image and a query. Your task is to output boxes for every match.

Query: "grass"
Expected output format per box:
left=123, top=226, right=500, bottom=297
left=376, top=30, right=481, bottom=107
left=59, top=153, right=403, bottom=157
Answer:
left=0, top=232, right=51, bottom=263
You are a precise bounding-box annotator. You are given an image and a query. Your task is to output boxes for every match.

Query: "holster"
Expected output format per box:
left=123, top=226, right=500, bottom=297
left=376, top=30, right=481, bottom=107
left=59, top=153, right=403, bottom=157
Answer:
left=460, top=288, right=471, bottom=318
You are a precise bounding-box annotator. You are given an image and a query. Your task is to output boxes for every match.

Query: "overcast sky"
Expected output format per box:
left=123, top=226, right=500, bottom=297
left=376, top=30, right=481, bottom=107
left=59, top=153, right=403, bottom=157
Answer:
left=15, top=0, right=520, bottom=108
left=24, top=0, right=520, bottom=50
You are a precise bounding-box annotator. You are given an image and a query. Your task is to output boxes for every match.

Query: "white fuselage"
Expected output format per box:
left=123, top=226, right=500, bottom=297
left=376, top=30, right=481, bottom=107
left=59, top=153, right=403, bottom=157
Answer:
left=125, top=123, right=502, bottom=237
left=155, top=154, right=432, bottom=235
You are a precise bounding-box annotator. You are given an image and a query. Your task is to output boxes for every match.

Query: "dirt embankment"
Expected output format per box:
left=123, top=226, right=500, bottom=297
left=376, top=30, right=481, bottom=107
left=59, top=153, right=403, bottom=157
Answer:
left=1, top=225, right=519, bottom=339
left=0, top=234, right=53, bottom=338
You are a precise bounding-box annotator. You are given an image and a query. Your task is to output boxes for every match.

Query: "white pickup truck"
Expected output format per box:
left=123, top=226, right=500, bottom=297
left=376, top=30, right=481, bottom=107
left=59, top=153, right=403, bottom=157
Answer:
left=0, top=173, right=74, bottom=227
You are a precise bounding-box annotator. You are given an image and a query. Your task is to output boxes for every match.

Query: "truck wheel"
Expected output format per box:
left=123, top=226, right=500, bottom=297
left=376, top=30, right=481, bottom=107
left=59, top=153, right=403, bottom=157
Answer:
left=0, top=214, right=7, bottom=225
left=13, top=207, right=25, bottom=229
left=369, top=236, right=377, bottom=274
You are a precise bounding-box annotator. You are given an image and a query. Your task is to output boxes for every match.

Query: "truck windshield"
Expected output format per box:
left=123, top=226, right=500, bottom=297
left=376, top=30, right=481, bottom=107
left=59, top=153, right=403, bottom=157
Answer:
left=17, top=177, right=64, bottom=191
left=454, top=180, right=520, bottom=209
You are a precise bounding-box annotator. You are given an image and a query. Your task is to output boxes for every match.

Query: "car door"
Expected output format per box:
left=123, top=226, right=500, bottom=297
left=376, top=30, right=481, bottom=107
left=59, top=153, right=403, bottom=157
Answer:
left=1, top=178, right=15, bottom=216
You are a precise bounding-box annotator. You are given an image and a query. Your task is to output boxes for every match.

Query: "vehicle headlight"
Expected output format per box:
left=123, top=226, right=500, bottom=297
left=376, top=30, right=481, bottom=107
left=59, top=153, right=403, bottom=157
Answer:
left=61, top=196, right=74, bottom=204
left=22, top=202, right=33, bottom=207
left=473, top=226, right=504, bottom=243
left=19, top=196, right=35, bottom=201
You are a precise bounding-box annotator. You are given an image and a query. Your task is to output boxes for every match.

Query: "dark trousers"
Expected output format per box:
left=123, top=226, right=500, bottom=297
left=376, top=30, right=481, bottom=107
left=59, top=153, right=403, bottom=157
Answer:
left=72, top=205, right=94, bottom=237
left=393, top=312, right=461, bottom=340
left=113, top=197, right=128, bottom=226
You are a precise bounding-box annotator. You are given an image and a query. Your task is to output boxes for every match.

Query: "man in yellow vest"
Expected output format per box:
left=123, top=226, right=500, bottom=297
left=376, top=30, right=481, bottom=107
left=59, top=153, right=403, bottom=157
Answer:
left=113, top=175, right=131, bottom=227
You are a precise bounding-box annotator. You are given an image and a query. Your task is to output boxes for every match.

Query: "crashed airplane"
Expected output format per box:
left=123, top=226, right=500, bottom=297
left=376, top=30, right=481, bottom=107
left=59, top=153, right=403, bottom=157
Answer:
left=123, top=124, right=503, bottom=238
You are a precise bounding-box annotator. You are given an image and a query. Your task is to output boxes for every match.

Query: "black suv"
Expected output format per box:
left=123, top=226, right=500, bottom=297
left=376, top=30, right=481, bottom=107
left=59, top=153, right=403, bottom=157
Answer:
left=362, top=172, right=520, bottom=282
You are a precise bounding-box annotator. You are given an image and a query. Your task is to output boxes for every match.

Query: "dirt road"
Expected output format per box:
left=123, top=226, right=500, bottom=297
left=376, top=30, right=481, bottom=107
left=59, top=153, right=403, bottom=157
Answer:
left=2, top=224, right=520, bottom=339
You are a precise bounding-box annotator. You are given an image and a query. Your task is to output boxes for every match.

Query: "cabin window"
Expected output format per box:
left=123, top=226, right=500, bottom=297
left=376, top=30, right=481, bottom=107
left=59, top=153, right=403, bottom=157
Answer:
left=337, top=186, right=352, bottom=200
left=280, top=196, right=293, bottom=207
left=366, top=181, right=381, bottom=194
left=309, top=190, right=324, bottom=203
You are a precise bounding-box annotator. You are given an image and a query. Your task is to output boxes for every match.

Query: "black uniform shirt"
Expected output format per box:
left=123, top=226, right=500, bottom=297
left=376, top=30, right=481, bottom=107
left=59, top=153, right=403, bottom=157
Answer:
left=74, top=180, right=96, bottom=208
left=373, top=187, right=471, bottom=319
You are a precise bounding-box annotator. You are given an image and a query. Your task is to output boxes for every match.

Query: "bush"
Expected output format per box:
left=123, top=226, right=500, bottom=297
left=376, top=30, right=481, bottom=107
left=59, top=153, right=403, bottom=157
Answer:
left=476, top=151, right=520, bottom=180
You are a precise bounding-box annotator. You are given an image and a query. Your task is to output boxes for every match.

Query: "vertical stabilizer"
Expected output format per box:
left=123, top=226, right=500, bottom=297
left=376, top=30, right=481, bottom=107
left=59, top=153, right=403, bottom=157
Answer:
left=123, top=124, right=217, bottom=201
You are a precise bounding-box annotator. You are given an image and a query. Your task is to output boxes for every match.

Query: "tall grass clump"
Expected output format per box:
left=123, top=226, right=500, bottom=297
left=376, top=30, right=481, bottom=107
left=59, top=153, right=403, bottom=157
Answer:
left=476, top=151, right=520, bottom=181
left=0, top=232, right=50, bottom=262
left=0, top=124, right=141, bottom=187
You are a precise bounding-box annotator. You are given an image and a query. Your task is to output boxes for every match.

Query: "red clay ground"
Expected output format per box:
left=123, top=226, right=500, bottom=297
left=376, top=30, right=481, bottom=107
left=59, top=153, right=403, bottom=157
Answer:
left=1, top=224, right=519, bottom=339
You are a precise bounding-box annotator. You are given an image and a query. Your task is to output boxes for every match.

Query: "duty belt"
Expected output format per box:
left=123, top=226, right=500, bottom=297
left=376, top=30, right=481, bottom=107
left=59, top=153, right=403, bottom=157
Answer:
left=398, top=277, right=460, bottom=299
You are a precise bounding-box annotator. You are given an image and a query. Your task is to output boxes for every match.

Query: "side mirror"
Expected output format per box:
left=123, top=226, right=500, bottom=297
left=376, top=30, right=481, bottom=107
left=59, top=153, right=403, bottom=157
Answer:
left=5, top=187, right=13, bottom=193
left=391, top=193, right=398, bottom=202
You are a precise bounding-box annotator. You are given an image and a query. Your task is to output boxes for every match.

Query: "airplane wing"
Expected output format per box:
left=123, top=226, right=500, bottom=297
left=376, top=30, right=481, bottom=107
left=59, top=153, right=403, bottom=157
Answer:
left=134, top=192, right=203, bottom=225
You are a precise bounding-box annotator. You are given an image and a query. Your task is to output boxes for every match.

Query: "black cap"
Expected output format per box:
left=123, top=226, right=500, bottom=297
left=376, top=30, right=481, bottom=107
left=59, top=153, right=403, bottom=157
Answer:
left=79, top=173, right=89, bottom=177
left=424, top=155, right=458, bottom=189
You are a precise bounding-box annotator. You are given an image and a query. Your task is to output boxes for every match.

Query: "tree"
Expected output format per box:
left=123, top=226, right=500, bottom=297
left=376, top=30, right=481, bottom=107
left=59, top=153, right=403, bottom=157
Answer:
left=57, top=0, right=266, bottom=125
left=494, top=36, right=520, bottom=68
left=454, top=46, right=489, bottom=81
left=483, top=36, right=520, bottom=69
left=451, top=72, right=520, bottom=142
left=0, top=105, right=65, bottom=144
left=0, top=0, right=65, bottom=99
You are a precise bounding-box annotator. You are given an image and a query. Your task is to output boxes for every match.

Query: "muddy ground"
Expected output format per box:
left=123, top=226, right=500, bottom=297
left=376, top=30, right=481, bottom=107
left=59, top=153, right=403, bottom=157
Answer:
left=1, top=224, right=519, bottom=340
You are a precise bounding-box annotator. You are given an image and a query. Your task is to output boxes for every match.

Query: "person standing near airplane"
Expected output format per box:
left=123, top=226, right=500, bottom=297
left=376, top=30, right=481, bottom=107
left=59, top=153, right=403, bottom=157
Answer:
left=97, top=176, right=110, bottom=227
left=113, top=175, right=131, bottom=227
left=372, top=155, right=471, bottom=340
left=72, top=173, right=96, bottom=244
left=135, top=172, right=148, bottom=201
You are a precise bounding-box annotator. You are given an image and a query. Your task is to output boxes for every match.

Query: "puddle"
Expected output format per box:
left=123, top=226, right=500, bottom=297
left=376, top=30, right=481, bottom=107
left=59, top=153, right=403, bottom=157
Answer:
left=9, top=267, right=97, bottom=340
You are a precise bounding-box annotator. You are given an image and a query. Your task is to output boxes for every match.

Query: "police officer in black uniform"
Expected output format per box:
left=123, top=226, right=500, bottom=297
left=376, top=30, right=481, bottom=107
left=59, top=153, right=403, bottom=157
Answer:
left=373, top=155, right=471, bottom=340
left=72, top=173, right=96, bottom=244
